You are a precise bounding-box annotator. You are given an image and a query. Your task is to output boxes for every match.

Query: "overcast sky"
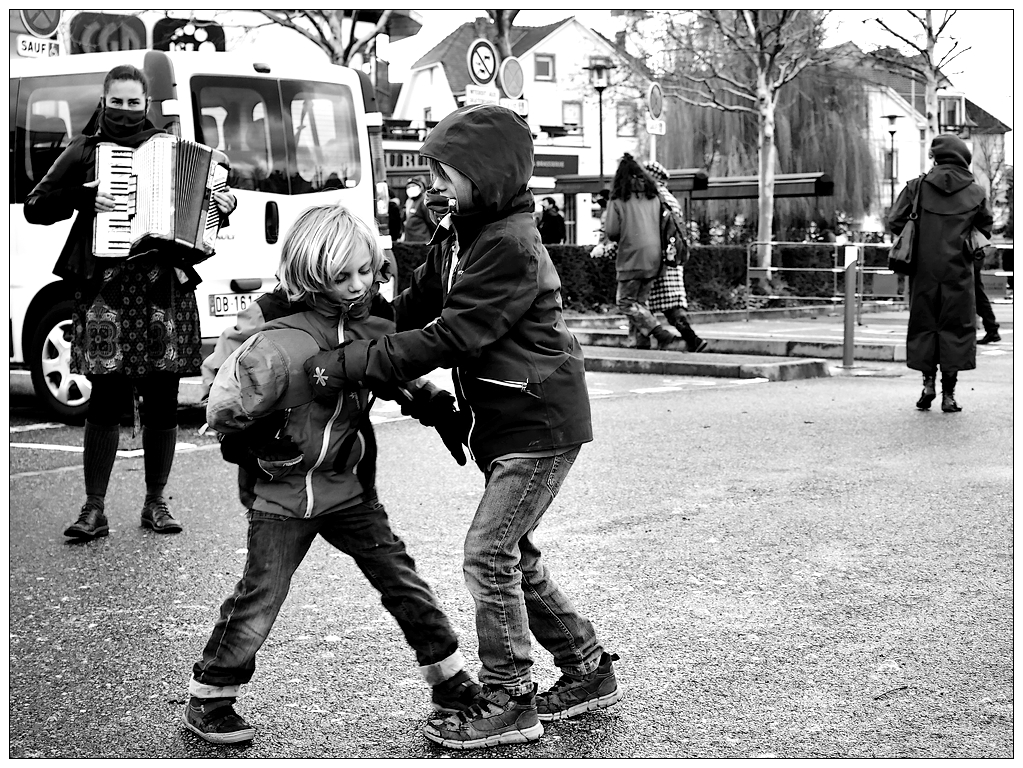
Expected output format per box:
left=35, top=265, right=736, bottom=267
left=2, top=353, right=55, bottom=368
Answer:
left=385, top=9, right=1013, bottom=154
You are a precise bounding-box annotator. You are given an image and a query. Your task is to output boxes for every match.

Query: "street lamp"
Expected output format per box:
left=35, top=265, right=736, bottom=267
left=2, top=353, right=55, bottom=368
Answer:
left=881, top=114, right=901, bottom=209
left=585, top=55, right=617, bottom=184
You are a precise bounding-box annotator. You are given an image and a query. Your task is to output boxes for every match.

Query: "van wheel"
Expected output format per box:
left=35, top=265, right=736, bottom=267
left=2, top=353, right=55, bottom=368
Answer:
left=29, top=300, right=91, bottom=422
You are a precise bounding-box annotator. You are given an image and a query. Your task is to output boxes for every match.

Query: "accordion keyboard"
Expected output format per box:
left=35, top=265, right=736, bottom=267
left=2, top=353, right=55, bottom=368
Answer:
left=94, top=146, right=138, bottom=256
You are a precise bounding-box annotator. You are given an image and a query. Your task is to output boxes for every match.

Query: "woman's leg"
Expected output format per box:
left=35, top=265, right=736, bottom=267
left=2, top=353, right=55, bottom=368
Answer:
left=137, top=374, right=183, bottom=532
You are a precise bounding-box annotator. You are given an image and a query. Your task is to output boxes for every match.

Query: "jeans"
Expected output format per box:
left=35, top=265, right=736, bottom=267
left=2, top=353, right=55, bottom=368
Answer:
left=190, top=498, right=462, bottom=698
left=464, top=447, right=603, bottom=697
left=617, top=278, right=660, bottom=337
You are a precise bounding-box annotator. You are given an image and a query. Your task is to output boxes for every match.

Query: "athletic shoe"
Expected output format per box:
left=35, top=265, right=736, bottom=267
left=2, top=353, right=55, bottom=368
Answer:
left=536, top=652, right=623, bottom=722
left=183, top=697, right=255, bottom=744
left=431, top=669, right=482, bottom=713
left=423, top=684, right=543, bottom=750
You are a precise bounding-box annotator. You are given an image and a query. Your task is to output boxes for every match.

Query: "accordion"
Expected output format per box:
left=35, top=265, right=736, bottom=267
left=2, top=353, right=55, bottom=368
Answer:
left=93, top=133, right=230, bottom=261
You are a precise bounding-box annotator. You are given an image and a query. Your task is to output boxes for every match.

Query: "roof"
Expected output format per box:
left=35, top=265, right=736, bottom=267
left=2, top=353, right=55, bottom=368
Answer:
left=410, top=17, right=571, bottom=95
left=863, top=47, right=953, bottom=116
left=966, top=99, right=1011, bottom=134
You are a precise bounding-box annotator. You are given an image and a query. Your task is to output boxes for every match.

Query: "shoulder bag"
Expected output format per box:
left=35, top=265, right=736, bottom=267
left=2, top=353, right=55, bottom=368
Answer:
left=888, top=176, right=923, bottom=275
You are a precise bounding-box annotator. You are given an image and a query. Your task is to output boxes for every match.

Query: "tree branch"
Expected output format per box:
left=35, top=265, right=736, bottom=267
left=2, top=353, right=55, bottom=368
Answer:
left=874, top=18, right=925, bottom=56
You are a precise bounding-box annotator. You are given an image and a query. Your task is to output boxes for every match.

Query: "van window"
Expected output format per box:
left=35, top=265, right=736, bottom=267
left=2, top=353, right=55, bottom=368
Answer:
left=192, top=77, right=286, bottom=193
left=12, top=73, right=104, bottom=203
left=281, top=79, right=361, bottom=194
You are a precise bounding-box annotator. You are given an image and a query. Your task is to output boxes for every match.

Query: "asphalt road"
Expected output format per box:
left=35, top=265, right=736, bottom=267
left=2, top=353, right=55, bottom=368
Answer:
left=7, top=353, right=1014, bottom=759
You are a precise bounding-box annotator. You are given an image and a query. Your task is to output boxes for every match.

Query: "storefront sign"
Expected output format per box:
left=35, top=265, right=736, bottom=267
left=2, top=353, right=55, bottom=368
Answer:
left=534, top=154, right=579, bottom=177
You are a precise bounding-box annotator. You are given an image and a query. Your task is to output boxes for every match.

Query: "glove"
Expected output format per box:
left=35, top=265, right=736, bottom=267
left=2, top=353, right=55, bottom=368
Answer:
left=304, top=342, right=355, bottom=400
left=416, top=390, right=469, bottom=466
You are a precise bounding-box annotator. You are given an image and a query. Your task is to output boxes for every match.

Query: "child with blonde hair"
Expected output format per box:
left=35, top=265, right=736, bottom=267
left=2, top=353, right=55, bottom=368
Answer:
left=185, top=205, right=478, bottom=744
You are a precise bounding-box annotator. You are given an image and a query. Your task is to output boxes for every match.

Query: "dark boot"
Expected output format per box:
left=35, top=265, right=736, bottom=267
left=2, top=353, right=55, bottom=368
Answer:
left=141, top=427, right=183, bottom=533
left=665, top=310, right=707, bottom=352
left=940, top=372, right=962, bottom=412
left=650, top=325, right=684, bottom=350
left=915, top=375, right=937, bottom=410
left=977, top=328, right=1002, bottom=344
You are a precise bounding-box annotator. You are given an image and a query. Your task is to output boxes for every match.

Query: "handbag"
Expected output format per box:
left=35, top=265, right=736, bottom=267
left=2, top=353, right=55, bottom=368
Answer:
left=888, top=176, right=923, bottom=275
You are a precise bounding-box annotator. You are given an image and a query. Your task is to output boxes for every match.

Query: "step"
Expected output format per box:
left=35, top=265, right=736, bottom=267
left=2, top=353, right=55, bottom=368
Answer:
left=581, top=346, right=830, bottom=381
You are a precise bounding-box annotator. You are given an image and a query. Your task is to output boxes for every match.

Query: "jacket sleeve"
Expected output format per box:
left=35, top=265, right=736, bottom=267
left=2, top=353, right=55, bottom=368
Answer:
left=23, top=139, right=94, bottom=225
left=973, top=193, right=994, bottom=238
left=605, top=200, right=622, bottom=242
left=352, top=231, right=540, bottom=385
left=888, top=180, right=916, bottom=236
left=391, top=244, right=445, bottom=332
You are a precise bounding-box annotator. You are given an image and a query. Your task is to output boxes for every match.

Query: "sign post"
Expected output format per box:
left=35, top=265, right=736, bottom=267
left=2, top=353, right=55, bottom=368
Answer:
left=647, top=82, right=664, bottom=163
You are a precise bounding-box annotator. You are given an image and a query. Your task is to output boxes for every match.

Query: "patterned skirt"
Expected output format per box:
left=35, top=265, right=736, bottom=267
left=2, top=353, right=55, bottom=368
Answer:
left=70, top=256, right=202, bottom=379
left=647, top=265, right=688, bottom=312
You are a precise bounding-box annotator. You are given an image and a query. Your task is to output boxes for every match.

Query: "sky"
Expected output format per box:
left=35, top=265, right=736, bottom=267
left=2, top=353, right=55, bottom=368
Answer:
left=384, top=9, right=1014, bottom=158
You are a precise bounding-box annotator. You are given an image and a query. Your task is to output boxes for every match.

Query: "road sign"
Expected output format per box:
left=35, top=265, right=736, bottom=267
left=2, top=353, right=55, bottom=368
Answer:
left=21, top=9, right=61, bottom=38
left=16, top=35, right=60, bottom=58
left=465, top=84, right=500, bottom=106
left=466, top=38, right=498, bottom=86
left=499, top=56, right=524, bottom=99
left=646, top=115, right=666, bottom=136
left=499, top=97, right=529, bottom=116
left=647, top=82, right=664, bottom=120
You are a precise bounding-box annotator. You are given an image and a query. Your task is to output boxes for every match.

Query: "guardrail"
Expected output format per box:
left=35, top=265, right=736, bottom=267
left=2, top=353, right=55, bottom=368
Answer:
left=746, top=241, right=1013, bottom=366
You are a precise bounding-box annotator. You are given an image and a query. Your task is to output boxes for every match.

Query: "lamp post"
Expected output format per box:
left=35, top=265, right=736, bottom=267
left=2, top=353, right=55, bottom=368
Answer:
left=881, top=114, right=901, bottom=209
left=585, top=55, right=617, bottom=185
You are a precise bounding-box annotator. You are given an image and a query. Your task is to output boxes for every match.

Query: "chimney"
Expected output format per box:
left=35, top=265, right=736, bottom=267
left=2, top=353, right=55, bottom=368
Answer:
left=473, top=16, right=491, bottom=40
left=615, top=30, right=626, bottom=49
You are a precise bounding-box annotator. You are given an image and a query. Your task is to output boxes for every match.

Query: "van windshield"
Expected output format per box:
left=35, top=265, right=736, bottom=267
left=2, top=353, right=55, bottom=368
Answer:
left=192, top=75, right=361, bottom=195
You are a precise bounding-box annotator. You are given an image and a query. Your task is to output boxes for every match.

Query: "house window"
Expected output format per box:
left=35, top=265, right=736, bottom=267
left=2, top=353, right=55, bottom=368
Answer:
left=616, top=102, right=638, bottom=137
left=424, top=107, right=432, bottom=123
left=535, top=54, right=555, bottom=81
left=562, top=101, right=582, bottom=127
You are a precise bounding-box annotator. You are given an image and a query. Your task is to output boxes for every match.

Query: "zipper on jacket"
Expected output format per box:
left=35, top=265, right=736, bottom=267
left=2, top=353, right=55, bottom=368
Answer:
left=452, top=367, right=476, bottom=464
left=476, top=376, right=541, bottom=399
left=302, top=317, right=347, bottom=518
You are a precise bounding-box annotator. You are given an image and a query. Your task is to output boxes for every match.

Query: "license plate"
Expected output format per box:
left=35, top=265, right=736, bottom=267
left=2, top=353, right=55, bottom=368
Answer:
left=209, top=293, right=262, bottom=317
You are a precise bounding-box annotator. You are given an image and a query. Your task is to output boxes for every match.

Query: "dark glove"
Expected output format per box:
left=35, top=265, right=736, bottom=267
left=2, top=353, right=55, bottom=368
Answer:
left=413, top=390, right=469, bottom=466
left=304, top=342, right=354, bottom=400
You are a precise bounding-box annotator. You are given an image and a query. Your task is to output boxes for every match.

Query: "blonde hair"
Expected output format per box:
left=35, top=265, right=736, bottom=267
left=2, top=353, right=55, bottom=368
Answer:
left=277, top=205, right=383, bottom=302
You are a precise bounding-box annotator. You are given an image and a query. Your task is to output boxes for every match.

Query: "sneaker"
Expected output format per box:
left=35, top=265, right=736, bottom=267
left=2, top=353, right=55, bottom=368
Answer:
left=141, top=499, right=183, bottom=533
left=536, top=652, right=623, bottom=722
left=64, top=503, right=109, bottom=540
left=423, top=684, right=543, bottom=750
left=432, top=669, right=482, bottom=714
left=689, top=337, right=709, bottom=353
left=183, top=696, right=255, bottom=744
left=977, top=330, right=1002, bottom=344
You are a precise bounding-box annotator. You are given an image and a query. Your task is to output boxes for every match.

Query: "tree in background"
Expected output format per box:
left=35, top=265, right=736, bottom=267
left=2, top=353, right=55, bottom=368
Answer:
left=623, top=11, right=834, bottom=274
left=487, top=10, right=519, bottom=58
left=868, top=10, right=968, bottom=147
left=250, top=10, right=393, bottom=65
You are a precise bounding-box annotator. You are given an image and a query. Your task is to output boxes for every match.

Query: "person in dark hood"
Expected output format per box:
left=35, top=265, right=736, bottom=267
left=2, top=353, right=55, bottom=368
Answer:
left=24, top=64, right=238, bottom=540
left=890, top=133, right=993, bottom=412
left=302, top=104, right=620, bottom=749
left=401, top=175, right=438, bottom=243
left=537, top=196, right=566, bottom=244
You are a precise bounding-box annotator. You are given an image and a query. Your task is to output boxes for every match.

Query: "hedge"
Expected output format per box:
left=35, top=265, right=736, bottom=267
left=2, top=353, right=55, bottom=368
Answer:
left=391, top=241, right=851, bottom=313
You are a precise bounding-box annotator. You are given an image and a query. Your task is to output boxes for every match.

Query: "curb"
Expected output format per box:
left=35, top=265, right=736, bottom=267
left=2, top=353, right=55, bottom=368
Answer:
left=581, top=347, right=831, bottom=381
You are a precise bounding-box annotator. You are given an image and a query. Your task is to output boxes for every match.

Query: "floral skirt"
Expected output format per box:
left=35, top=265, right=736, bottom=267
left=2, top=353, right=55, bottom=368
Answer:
left=647, top=265, right=688, bottom=312
left=70, top=257, right=202, bottom=379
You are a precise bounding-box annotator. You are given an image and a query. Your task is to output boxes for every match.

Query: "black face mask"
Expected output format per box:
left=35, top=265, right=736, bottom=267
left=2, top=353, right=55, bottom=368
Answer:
left=426, top=189, right=456, bottom=216
left=100, top=106, right=146, bottom=139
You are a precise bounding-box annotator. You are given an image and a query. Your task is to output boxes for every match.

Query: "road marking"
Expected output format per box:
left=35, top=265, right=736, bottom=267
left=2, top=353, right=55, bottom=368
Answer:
left=630, top=386, right=683, bottom=394
left=9, top=442, right=218, bottom=457
left=9, top=422, right=64, bottom=433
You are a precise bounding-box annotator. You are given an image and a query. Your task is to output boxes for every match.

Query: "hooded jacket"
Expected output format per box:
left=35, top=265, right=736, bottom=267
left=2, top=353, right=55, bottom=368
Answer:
left=340, top=105, right=593, bottom=470
left=889, top=135, right=993, bottom=374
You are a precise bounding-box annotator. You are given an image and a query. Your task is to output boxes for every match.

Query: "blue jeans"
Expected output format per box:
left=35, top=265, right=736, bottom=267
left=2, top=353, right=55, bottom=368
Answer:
left=190, top=498, right=463, bottom=698
left=464, top=447, right=603, bottom=697
left=617, top=278, right=660, bottom=337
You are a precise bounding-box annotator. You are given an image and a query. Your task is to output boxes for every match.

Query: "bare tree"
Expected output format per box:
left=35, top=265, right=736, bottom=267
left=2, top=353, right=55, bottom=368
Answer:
left=645, top=11, right=832, bottom=274
left=250, top=10, right=393, bottom=66
left=487, top=10, right=519, bottom=59
left=869, top=11, right=969, bottom=145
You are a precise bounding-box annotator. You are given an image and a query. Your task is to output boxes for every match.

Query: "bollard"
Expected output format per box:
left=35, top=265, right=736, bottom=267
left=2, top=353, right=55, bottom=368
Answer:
left=842, top=245, right=858, bottom=368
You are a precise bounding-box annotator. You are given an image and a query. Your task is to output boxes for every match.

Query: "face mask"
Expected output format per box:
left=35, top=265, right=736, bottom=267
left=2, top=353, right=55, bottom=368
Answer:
left=426, top=190, right=456, bottom=215
left=101, top=106, right=146, bottom=139
left=406, top=185, right=422, bottom=198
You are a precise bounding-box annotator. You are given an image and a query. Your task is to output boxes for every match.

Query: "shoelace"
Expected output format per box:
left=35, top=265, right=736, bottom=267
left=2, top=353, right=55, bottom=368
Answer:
left=147, top=501, right=171, bottom=521
left=76, top=504, right=102, bottom=523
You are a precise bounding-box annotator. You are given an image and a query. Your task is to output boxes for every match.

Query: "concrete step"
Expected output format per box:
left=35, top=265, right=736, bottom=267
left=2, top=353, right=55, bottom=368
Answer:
left=581, top=346, right=830, bottom=381
left=570, top=327, right=905, bottom=362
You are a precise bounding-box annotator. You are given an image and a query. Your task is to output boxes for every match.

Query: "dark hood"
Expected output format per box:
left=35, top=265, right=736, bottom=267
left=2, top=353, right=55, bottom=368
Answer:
left=925, top=164, right=977, bottom=195
left=419, top=105, right=534, bottom=215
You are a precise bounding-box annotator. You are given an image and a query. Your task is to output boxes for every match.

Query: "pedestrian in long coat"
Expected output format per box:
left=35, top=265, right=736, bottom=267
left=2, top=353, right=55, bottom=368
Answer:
left=889, top=133, right=993, bottom=413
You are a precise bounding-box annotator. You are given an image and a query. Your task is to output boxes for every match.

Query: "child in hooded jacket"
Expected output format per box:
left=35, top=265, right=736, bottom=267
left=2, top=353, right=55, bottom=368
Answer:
left=184, top=205, right=479, bottom=745
left=303, top=105, right=622, bottom=750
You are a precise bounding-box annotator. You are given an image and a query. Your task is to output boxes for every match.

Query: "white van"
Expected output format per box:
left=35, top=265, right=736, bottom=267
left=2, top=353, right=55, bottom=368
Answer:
left=10, top=49, right=394, bottom=419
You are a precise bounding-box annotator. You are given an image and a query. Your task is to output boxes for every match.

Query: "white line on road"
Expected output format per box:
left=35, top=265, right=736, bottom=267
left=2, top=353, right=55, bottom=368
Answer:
left=9, top=422, right=64, bottom=433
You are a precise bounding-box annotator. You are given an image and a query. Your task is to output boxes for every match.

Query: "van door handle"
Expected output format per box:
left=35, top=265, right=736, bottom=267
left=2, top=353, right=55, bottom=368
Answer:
left=265, top=201, right=279, bottom=244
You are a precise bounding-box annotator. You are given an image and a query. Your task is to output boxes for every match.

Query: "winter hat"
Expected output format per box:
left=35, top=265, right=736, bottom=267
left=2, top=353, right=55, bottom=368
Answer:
left=930, top=134, right=972, bottom=168
left=645, top=160, right=670, bottom=182
left=207, top=328, right=321, bottom=432
left=405, top=176, right=427, bottom=190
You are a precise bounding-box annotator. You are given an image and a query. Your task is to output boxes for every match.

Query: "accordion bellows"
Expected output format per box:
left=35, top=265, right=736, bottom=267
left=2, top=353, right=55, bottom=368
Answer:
left=93, top=133, right=230, bottom=261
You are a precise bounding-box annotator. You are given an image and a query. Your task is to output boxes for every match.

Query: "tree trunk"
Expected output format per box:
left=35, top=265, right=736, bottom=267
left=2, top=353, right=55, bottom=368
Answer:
left=756, top=76, right=777, bottom=281
left=923, top=10, right=938, bottom=144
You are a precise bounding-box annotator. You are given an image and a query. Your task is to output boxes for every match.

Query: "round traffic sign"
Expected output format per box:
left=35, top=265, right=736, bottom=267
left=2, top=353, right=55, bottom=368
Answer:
left=647, top=82, right=664, bottom=120
left=21, top=9, right=62, bottom=38
left=499, top=56, right=524, bottom=99
left=466, top=38, right=498, bottom=86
